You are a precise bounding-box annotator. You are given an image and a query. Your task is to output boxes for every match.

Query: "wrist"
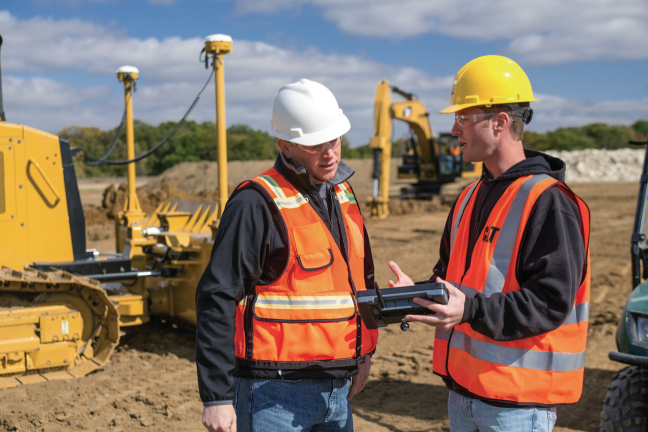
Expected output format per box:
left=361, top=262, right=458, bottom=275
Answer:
left=203, top=400, right=233, bottom=407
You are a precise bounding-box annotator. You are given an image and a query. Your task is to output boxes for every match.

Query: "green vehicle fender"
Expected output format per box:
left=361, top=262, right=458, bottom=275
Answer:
left=616, top=280, right=648, bottom=356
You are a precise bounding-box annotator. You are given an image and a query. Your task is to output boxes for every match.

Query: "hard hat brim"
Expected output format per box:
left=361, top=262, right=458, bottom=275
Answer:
left=439, top=98, right=539, bottom=114
left=278, top=113, right=351, bottom=146
left=438, top=103, right=474, bottom=114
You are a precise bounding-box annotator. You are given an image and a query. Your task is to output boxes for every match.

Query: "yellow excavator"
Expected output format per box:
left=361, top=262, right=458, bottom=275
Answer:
left=0, top=34, right=232, bottom=387
left=367, top=81, right=482, bottom=219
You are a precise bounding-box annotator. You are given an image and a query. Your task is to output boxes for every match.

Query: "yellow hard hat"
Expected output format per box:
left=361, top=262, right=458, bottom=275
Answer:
left=439, top=55, right=537, bottom=114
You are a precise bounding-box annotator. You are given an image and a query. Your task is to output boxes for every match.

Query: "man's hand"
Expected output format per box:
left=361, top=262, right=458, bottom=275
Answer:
left=406, top=277, right=466, bottom=330
left=202, top=404, right=237, bottom=432
left=387, top=261, right=414, bottom=287
left=348, top=354, right=371, bottom=401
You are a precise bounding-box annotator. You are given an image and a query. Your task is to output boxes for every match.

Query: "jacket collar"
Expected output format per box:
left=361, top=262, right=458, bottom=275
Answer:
left=274, top=152, right=355, bottom=191
left=481, top=149, right=566, bottom=185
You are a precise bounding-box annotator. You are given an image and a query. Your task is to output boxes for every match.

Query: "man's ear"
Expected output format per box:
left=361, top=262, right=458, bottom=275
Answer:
left=492, top=112, right=510, bottom=133
left=278, top=139, right=293, bottom=158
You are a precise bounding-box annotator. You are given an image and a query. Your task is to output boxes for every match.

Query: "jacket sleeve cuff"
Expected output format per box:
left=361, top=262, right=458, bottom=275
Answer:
left=461, top=296, right=476, bottom=324
left=203, top=400, right=233, bottom=407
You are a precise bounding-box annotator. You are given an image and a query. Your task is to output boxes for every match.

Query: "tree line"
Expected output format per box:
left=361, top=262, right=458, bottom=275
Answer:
left=65, top=120, right=648, bottom=178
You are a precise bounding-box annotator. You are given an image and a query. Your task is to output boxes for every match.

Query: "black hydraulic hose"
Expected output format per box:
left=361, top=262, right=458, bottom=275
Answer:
left=0, top=34, right=5, bottom=122
left=104, top=67, right=215, bottom=165
left=83, top=107, right=127, bottom=166
left=372, top=149, right=380, bottom=180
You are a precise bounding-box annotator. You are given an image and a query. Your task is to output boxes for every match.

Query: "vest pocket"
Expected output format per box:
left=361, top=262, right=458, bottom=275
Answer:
left=297, top=249, right=334, bottom=271
left=291, top=222, right=335, bottom=293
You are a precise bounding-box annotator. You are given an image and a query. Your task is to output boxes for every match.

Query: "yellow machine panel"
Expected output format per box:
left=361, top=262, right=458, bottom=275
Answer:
left=23, top=127, right=74, bottom=264
left=39, top=310, right=82, bottom=343
left=26, top=342, right=77, bottom=370
left=0, top=124, right=29, bottom=269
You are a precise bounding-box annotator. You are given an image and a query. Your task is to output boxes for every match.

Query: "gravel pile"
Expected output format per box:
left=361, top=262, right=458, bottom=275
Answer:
left=545, top=148, right=645, bottom=183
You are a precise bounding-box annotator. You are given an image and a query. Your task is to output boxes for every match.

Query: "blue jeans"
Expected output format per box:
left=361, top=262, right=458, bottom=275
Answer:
left=234, top=377, right=353, bottom=432
left=448, top=391, right=557, bottom=432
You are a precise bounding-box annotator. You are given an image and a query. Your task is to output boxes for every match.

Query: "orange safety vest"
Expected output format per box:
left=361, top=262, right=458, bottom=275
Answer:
left=433, top=174, right=590, bottom=406
left=234, top=167, right=378, bottom=370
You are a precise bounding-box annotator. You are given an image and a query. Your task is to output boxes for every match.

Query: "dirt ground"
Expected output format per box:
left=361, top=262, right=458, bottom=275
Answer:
left=0, top=176, right=637, bottom=432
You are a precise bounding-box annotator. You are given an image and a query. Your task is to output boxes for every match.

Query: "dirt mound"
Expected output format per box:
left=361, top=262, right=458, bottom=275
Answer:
left=83, top=182, right=235, bottom=226
left=143, top=160, right=273, bottom=195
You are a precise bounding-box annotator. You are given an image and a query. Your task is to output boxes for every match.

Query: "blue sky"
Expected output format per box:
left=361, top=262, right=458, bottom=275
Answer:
left=2, top=0, right=648, bottom=146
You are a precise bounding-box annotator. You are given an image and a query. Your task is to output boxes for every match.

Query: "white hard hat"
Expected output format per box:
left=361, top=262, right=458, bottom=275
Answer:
left=271, top=79, right=350, bottom=146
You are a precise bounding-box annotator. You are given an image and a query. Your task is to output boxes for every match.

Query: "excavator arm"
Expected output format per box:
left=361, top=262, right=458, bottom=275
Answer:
left=368, top=81, right=481, bottom=219
left=368, top=81, right=393, bottom=219
left=368, top=81, right=439, bottom=219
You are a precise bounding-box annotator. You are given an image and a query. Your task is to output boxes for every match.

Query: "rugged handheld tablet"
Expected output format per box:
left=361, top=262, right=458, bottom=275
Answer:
left=357, top=283, right=449, bottom=331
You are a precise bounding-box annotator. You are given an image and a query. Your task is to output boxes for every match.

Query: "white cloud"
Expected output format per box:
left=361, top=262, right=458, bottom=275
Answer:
left=0, top=11, right=457, bottom=145
left=531, top=94, right=648, bottom=132
left=0, top=11, right=645, bottom=150
left=225, top=0, right=648, bottom=64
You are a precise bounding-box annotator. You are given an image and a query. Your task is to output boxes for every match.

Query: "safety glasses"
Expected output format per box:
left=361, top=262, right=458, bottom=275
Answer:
left=454, top=112, right=498, bottom=127
left=294, top=139, right=340, bottom=155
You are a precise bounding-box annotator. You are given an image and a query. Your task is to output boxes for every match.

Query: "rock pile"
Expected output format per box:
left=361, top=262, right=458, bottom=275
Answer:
left=545, top=148, right=644, bottom=183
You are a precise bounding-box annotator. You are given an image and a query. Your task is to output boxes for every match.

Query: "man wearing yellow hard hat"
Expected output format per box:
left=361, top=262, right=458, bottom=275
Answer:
left=388, top=55, right=590, bottom=430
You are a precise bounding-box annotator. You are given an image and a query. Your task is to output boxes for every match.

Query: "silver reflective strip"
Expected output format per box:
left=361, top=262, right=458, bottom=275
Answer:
left=451, top=330, right=585, bottom=372
left=258, top=176, right=286, bottom=199
left=483, top=174, right=553, bottom=297
left=256, top=299, right=354, bottom=306
left=435, top=328, right=451, bottom=341
left=451, top=182, right=480, bottom=252
left=448, top=281, right=479, bottom=298
left=563, top=302, right=590, bottom=325
left=275, top=195, right=308, bottom=208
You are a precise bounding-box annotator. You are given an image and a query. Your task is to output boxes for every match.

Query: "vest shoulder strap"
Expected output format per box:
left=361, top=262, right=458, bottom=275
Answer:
left=251, top=169, right=311, bottom=211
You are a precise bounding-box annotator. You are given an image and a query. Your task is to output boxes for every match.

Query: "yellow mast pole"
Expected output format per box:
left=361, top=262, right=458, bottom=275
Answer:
left=116, top=66, right=144, bottom=224
left=204, top=34, right=232, bottom=219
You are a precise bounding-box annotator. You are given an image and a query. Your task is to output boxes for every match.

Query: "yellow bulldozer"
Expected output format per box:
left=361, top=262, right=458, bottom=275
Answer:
left=367, top=81, right=482, bottom=219
left=0, top=34, right=232, bottom=388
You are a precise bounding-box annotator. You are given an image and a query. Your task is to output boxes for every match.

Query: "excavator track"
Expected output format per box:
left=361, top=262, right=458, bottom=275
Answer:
left=0, top=266, right=120, bottom=388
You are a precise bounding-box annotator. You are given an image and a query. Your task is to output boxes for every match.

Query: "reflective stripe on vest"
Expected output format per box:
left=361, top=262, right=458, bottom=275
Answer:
left=483, top=174, right=551, bottom=296
left=233, top=167, right=379, bottom=365
left=256, top=175, right=310, bottom=209
left=451, top=181, right=479, bottom=251
left=450, top=330, right=586, bottom=372
left=434, top=174, right=591, bottom=406
left=256, top=294, right=355, bottom=309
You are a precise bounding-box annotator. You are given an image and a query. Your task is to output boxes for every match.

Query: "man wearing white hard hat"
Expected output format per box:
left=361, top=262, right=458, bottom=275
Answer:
left=196, top=79, right=379, bottom=432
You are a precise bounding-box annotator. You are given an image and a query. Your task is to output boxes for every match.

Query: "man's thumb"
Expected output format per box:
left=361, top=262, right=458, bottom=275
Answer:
left=388, top=261, right=403, bottom=278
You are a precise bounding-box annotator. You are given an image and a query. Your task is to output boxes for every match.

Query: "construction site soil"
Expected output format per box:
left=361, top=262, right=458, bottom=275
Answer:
left=0, top=158, right=637, bottom=432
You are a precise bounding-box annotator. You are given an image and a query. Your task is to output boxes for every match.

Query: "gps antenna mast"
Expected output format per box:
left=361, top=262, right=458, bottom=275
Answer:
left=204, top=34, right=232, bottom=219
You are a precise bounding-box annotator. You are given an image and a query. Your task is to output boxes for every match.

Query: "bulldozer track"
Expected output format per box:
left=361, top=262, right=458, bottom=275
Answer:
left=0, top=266, right=120, bottom=388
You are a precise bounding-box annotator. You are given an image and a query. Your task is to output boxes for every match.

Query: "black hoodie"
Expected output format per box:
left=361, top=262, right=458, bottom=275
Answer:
left=195, top=154, right=375, bottom=407
left=432, top=150, right=586, bottom=408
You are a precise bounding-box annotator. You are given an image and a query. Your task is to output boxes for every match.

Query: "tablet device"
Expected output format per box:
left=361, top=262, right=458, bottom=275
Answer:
left=357, top=283, right=449, bottom=330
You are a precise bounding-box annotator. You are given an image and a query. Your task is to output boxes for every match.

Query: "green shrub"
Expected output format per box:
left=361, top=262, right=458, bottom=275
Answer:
left=523, top=122, right=647, bottom=151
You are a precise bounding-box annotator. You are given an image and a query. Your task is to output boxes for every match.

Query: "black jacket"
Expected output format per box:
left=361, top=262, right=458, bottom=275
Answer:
left=195, top=154, right=375, bottom=406
left=431, top=150, right=587, bottom=407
